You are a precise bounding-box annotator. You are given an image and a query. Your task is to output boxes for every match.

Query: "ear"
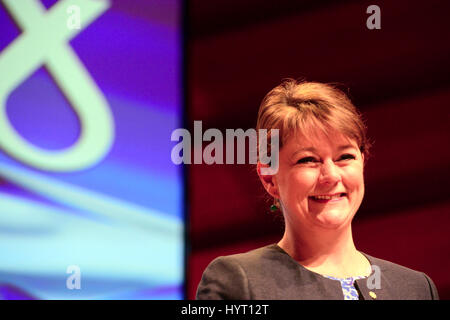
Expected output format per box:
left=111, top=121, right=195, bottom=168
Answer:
left=257, top=161, right=280, bottom=199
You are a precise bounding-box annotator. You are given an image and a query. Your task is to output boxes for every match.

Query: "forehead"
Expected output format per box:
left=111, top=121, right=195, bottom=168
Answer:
left=283, top=127, right=359, bottom=153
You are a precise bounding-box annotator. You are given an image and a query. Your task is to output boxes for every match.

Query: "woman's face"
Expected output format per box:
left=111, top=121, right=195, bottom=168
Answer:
left=270, top=128, right=365, bottom=231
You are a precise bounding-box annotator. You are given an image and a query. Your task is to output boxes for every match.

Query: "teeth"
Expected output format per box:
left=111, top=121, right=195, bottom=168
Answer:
left=312, top=194, right=344, bottom=200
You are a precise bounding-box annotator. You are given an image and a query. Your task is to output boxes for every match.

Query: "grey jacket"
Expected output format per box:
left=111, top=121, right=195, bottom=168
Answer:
left=196, top=244, right=439, bottom=300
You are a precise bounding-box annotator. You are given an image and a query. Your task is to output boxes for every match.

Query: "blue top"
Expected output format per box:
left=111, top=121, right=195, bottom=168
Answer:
left=322, top=275, right=367, bottom=300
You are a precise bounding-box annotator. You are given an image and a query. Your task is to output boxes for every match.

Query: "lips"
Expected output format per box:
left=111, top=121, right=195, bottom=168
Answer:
left=309, top=193, right=347, bottom=203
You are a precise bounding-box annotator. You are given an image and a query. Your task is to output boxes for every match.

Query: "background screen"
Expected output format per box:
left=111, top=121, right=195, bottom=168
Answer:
left=0, top=0, right=184, bottom=299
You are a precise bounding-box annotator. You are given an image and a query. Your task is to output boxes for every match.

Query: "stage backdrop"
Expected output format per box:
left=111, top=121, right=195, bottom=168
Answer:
left=0, top=0, right=184, bottom=299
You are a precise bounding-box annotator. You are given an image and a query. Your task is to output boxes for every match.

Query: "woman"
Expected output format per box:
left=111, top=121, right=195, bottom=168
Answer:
left=196, top=79, right=439, bottom=300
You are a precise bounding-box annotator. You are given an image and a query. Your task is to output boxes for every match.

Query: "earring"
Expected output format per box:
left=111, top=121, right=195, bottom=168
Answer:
left=270, top=199, right=279, bottom=212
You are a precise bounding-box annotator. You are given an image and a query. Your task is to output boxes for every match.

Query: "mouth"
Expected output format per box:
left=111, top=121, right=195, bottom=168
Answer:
left=309, top=192, right=347, bottom=203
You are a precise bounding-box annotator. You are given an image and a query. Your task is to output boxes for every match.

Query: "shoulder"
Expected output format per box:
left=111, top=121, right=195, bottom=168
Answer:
left=202, top=244, right=296, bottom=277
left=365, top=253, right=430, bottom=282
left=362, top=253, right=439, bottom=300
left=214, top=244, right=286, bottom=266
left=196, top=244, right=291, bottom=300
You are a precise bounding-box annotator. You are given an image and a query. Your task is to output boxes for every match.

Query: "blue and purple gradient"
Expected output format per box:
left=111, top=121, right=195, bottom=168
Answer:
left=0, top=0, right=183, bottom=299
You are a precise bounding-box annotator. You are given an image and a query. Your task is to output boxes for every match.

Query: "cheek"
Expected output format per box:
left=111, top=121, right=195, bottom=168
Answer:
left=284, top=170, right=318, bottom=199
left=343, top=165, right=365, bottom=191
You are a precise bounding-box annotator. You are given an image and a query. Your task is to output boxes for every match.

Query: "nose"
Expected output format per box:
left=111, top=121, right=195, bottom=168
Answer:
left=318, top=160, right=341, bottom=185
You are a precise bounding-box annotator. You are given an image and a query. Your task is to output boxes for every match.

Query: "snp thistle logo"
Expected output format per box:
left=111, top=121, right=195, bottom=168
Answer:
left=0, top=0, right=114, bottom=172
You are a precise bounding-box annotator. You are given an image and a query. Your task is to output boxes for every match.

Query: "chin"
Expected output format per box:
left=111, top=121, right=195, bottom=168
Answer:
left=314, top=210, right=352, bottom=229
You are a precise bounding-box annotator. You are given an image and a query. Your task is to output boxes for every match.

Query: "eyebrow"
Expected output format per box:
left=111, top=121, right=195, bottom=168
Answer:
left=337, top=144, right=358, bottom=151
left=292, top=144, right=357, bottom=157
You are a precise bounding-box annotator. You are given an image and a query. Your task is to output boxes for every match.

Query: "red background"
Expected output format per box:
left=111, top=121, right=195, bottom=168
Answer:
left=186, top=0, right=450, bottom=299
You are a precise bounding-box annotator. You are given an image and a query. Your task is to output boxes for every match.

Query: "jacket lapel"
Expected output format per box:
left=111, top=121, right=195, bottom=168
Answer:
left=355, top=252, right=394, bottom=300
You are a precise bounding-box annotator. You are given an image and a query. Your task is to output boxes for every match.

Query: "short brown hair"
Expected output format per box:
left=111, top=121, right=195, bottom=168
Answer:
left=256, top=79, right=370, bottom=160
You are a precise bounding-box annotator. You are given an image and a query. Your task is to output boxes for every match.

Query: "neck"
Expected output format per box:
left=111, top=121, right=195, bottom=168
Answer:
left=278, top=223, right=370, bottom=277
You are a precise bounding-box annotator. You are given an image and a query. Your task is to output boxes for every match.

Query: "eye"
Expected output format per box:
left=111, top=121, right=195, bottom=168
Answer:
left=297, top=156, right=319, bottom=164
left=338, top=153, right=356, bottom=161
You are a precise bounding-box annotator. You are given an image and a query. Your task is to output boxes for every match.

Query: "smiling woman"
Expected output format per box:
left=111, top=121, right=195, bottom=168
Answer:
left=196, top=79, right=440, bottom=300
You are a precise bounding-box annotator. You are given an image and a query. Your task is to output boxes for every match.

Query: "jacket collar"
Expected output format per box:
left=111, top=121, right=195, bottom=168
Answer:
left=269, top=244, right=394, bottom=300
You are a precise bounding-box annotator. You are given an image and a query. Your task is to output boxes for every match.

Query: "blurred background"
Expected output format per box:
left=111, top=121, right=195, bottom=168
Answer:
left=186, top=0, right=450, bottom=299
left=0, top=0, right=183, bottom=299
left=0, top=0, right=449, bottom=300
